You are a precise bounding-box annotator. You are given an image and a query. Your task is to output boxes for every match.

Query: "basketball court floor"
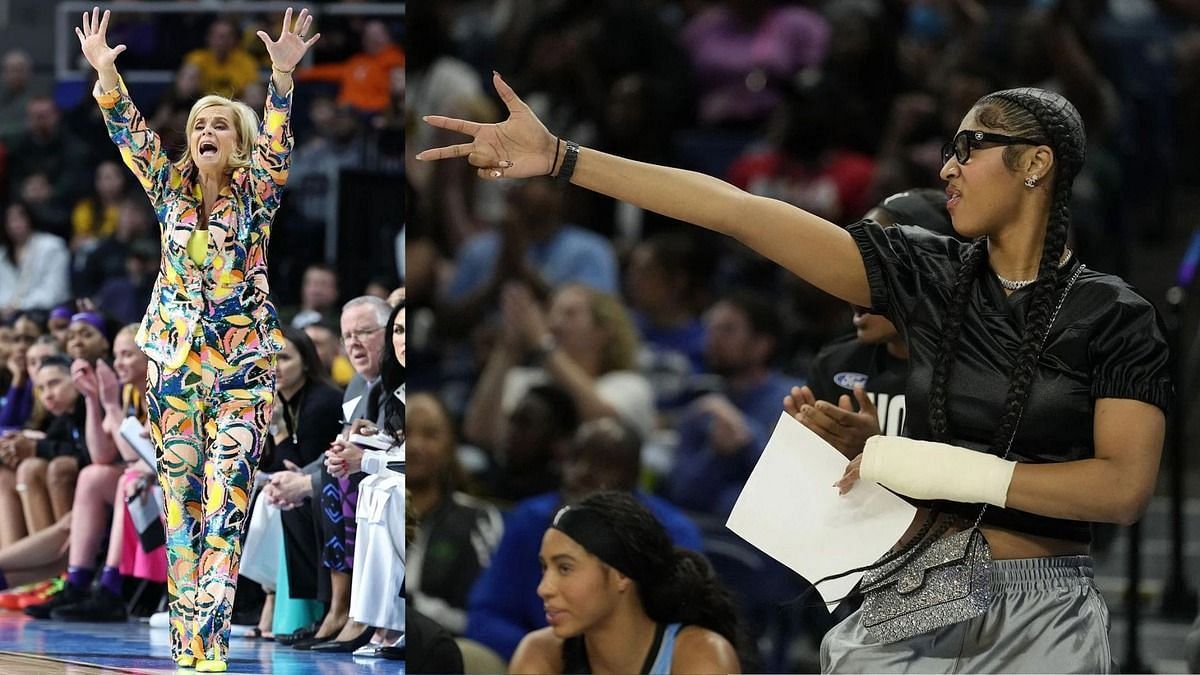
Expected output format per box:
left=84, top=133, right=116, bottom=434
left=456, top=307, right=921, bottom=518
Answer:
left=0, top=612, right=403, bottom=674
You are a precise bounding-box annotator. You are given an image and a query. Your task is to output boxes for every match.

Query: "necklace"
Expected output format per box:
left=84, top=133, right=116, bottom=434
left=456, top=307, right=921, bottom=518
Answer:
left=995, top=248, right=1073, bottom=290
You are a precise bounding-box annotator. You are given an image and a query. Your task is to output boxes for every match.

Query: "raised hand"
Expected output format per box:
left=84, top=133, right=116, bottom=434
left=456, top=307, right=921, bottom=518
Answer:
left=256, top=7, right=321, bottom=73
left=71, top=358, right=99, bottom=400
left=416, top=72, right=559, bottom=180
left=95, top=360, right=120, bottom=411
left=74, top=7, right=126, bottom=72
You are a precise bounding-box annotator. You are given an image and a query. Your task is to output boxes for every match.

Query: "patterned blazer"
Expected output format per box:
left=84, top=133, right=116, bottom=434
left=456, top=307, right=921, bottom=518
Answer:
left=95, top=78, right=291, bottom=371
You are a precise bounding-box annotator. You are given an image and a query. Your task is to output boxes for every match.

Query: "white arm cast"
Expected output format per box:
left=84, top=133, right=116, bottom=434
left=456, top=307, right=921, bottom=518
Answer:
left=859, top=436, right=1017, bottom=507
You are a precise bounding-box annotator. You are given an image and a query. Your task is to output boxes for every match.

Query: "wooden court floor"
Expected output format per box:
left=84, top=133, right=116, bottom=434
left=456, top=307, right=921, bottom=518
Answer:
left=0, top=611, right=402, bottom=674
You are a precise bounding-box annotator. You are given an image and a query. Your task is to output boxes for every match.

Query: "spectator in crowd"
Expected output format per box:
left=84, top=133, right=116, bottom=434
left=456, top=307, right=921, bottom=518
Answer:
left=70, top=160, right=129, bottom=252
left=786, top=189, right=954, bottom=468
left=70, top=161, right=131, bottom=294
left=0, top=323, right=12, bottom=398
left=662, top=292, right=794, bottom=518
left=680, top=0, right=830, bottom=129
left=274, top=296, right=389, bottom=649
left=92, top=239, right=157, bottom=326
left=406, top=488, right=464, bottom=669
left=184, top=18, right=260, bottom=98
left=45, top=306, right=72, bottom=350
left=0, top=201, right=71, bottom=316
left=302, top=320, right=354, bottom=387
left=0, top=322, right=52, bottom=438
left=462, top=282, right=655, bottom=451
left=405, top=2, right=497, bottom=254
left=26, top=326, right=150, bottom=621
left=7, top=97, right=91, bottom=225
left=727, top=80, right=876, bottom=225
left=327, top=300, right=408, bottom=654
left=483, top=383, right=579, bottom=505
left=63, top=312, right=111, bottom=365
left=297, top=20, right=404, bottom=115
left=625, top=231, right=711, bottom=412
left=289, top=263, right=340, bottom=329
left=0, top=356, right=88, bottom=546
left=18, top=172, right=72, bottom=238
left=440, top=180, right=619, bottom=339
left=0, top=50, right=35, bottom=143
left=467, top=417, right=703, bottom=661
left=406, top=392, right=502, bottom=634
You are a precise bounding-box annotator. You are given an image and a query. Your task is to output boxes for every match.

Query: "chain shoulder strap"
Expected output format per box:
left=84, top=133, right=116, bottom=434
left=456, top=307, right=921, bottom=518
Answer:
left=972, top=263, right=1085, bottom=529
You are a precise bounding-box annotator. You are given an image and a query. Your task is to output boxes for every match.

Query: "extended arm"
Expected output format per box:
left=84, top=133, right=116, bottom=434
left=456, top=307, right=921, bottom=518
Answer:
left=78, top=8, right=169, bottom=209
left=418, top=73, right=872, bottom=306
left=250, top=8, right=318, bottom=203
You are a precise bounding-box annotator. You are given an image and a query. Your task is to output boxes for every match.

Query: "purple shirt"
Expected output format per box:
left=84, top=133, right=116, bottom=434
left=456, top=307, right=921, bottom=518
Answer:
left=681, top=5, right=830, bottom=127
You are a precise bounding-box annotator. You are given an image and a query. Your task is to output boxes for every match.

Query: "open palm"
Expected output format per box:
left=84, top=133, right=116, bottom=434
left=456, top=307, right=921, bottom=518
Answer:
left=75, top=6, right=126, bottom=71
left=256, top=7, right=320, bottom=72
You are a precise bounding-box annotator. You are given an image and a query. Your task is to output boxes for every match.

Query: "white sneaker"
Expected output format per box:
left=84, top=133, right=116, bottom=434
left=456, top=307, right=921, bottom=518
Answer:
left=352, top=642, right=384, bottom=657
left=149, top=611, right=169, bottom=628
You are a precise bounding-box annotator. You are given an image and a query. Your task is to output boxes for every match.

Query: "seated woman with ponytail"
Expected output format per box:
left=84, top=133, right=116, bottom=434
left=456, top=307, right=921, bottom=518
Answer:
left=509, top=491, right=741, bottom=674
left=421, top=80, right=1169, bottom=673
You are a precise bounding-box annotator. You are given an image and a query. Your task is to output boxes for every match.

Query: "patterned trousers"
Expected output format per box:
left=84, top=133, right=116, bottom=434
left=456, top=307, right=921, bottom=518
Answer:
left=147, top=343, right=275, bottom=662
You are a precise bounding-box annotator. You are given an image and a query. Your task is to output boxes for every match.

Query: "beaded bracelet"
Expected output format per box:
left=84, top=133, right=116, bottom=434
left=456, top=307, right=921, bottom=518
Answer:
left=556, top=140, right=580, bottom=185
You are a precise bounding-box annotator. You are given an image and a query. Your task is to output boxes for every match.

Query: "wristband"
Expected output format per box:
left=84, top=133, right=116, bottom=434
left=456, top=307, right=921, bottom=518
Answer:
left=556, top=140, right=579, bottom=185
left=859, top=436, right=1016, bottom=507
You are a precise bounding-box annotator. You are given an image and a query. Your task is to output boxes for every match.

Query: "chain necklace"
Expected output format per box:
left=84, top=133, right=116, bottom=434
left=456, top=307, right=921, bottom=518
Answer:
left=995, top=248, right=1073, bottom=290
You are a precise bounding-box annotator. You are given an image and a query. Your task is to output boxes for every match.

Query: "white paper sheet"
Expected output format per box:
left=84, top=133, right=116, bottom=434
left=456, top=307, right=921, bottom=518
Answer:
left=118, top=416, right=157, bottom=469
left=726, top=412, right=917, bottom=607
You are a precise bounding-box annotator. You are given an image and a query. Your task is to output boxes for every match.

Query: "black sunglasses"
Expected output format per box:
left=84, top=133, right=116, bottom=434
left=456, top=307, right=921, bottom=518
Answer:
left=941, top=130, right=1043, bottom=165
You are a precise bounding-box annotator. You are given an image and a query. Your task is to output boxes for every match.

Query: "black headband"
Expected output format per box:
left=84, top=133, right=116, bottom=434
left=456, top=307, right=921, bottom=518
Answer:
left=551, top=504, right=639, bottom=581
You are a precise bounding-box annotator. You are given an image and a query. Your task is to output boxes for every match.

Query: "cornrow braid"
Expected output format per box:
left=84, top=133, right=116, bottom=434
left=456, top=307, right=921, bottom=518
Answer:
left=977, top=89, right=1085, bottom=456
left=928, top=241, right=988, bottom=440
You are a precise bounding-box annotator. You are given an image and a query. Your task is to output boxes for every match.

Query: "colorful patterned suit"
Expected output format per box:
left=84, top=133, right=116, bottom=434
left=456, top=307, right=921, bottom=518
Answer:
left=95, top=77, right=291, bottom=661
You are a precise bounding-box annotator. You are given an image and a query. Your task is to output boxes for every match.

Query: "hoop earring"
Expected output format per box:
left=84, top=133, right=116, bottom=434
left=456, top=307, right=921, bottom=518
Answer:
left=1024, top=175, right=1039, bottom=188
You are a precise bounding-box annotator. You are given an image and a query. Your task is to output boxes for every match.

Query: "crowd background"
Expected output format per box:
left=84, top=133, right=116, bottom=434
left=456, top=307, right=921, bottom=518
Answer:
left=406, top=0, right=1200, bottom=672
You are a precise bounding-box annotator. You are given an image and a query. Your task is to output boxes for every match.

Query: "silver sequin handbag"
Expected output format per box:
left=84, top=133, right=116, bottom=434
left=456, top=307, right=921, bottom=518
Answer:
left=859, top=525, right=992, bottom=643
left=858, top=263, right=1084, bottom=644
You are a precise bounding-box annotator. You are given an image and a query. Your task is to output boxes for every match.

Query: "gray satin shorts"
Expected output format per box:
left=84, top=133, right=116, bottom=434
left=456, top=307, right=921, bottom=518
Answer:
left=821, top=555, right=1113, bottom=674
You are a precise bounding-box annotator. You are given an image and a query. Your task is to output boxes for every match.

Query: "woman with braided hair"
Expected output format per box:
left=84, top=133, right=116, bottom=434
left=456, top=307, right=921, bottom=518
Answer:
left=420, top=79, right=1170, bottom=673
left=510, top=490, right=741, bottom=673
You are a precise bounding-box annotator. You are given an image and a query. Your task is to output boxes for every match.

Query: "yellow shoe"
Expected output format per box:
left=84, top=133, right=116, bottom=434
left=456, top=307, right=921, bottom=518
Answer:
left=195, top=660, right=227, bottom=673
left=175, top=654, right=196, bottom=668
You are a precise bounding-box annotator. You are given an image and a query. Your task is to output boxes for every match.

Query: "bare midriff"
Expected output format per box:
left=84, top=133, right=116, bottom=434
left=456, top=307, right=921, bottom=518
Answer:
left=891, top=507, right=1090, bottom=559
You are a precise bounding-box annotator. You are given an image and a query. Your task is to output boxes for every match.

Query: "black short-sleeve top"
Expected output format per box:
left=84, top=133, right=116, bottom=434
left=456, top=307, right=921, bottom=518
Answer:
left=847, top=220, right=1172, bottom=542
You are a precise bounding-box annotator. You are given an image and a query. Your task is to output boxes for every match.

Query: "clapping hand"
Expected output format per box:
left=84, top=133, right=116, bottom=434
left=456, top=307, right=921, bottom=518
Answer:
left=256, top=7, right=321, bottom=73
left=95, top=360, right=121, bottom=411
left=71, top=359, right=99, bottom=400
left=784, top=384, right=880, bottom=460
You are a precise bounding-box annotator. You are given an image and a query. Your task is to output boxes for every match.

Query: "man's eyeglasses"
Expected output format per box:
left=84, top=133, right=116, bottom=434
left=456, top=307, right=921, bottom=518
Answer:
left=941, top=130, right=1042, bottom=165
left=340, top=326, right=383, bottom=345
